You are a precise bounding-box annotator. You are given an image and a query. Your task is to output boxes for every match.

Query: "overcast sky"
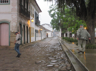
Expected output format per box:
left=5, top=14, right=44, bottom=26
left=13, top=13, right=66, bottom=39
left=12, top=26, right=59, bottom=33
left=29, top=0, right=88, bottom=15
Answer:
left=36, top=0, right=53, bottom=25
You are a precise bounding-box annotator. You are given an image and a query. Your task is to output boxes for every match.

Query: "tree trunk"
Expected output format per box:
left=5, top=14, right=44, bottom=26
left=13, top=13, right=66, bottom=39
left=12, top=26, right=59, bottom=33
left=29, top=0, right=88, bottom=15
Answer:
left=87, top=19, right=95, bottom=44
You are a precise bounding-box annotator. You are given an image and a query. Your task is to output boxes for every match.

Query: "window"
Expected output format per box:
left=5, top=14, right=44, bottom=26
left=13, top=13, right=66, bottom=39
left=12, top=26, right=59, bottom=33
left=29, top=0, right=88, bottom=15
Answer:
left=0, top=0, right=10, bottom=4
left=35, top=12, right=40, bottom=25
left=22, top=0, right=24, bottom=5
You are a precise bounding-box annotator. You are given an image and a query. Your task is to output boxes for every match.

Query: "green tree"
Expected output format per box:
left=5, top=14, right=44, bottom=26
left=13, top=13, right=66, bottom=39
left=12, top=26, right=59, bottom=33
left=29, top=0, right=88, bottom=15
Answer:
left=45, top=0, right=96, bottom=43
left=49, top=5, right=86, bottom=37
left=49, top=5, right=68, bottom=37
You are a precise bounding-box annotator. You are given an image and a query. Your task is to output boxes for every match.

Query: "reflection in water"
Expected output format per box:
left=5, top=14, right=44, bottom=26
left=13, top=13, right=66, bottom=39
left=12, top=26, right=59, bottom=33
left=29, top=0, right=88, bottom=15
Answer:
left=84, top=52, right=86, bottom=60
left=72, top=42, right=74, bottom=44
left=72, top=49, right=96, bottom=71
left=84, top=52, right=85, bottom=55
left=72, top=49, right=74, bottom=53
left=75, top=52, right=86, bottom=66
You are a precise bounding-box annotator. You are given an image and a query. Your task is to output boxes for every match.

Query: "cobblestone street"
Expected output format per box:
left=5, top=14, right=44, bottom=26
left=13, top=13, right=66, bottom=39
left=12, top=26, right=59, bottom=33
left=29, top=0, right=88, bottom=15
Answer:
left=0, top=37, right=72, bottom=71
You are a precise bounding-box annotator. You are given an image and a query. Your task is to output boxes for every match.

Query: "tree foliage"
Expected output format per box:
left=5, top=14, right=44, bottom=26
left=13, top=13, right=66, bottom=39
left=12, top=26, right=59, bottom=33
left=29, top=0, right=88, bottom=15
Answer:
left=49, top=5, right=86, bottom=34
left=45, top=0, right=96, bottom=43
left=45, top=0, right=96, bottom=20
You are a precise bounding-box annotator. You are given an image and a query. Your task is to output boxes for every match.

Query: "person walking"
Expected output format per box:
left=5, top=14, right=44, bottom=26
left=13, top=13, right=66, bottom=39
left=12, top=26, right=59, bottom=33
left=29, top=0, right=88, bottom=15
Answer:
left=77, top=25, right=91, bottom=53
left=14, top=32, right=21, bottom=57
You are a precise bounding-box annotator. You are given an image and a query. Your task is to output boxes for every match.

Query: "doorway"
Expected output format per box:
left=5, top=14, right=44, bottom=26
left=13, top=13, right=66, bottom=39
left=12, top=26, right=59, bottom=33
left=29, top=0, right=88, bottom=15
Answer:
left=0, top=23, right=9, bottom=46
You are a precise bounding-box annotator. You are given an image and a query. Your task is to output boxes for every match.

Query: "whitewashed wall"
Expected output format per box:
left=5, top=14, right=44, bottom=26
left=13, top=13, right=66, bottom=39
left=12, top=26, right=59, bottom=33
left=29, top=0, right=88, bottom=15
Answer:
left=35, top=26, right=41, bottom=41
left=42, top=30, right=47, bottom=39
left=0, top=0, right=18, bottom=32
left=47, top=32, right=52, bottom=37
left=30, top=19, right=35, bottom=42
left=30, top=4, right=35, bottom=42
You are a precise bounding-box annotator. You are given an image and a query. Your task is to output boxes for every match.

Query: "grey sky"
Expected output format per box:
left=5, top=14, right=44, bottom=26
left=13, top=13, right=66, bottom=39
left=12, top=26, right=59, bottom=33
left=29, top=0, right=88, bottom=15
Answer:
left=36, top=0, right=52, bottom=25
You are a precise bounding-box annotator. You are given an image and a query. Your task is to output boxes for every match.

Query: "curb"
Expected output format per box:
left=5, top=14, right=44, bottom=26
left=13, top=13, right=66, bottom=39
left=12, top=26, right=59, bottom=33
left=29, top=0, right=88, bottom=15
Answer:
left=0, top=39, right=45, bottom=49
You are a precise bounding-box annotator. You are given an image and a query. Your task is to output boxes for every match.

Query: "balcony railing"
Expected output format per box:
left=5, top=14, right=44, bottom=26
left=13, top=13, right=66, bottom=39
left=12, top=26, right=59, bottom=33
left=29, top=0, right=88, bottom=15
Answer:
left=19, top=4, right=30, bottom=19
left=35, top=19, right=40, bottom=26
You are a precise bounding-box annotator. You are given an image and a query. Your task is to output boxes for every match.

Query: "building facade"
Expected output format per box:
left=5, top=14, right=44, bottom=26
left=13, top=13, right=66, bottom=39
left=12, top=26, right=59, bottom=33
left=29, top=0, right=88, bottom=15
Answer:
left=30, top=0, right=44, bottom=42
left=42, top=24, right=53, bottom=37
left=0, top=0, right=42, bottom=47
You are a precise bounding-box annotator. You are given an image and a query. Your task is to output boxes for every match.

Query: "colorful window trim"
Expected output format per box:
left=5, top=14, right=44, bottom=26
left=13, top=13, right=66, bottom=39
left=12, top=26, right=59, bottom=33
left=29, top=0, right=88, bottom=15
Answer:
left=0, top=0, right=10, bottom=4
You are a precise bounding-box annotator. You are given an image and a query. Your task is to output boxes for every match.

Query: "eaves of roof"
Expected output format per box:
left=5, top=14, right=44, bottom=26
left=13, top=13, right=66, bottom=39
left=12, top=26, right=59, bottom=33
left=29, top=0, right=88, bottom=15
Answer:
left=34, top=0, right=42, bottom=13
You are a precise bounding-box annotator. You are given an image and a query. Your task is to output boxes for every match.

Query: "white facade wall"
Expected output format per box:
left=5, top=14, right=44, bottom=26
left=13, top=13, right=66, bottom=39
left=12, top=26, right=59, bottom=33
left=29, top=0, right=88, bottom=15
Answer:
left=30, top=21, right=35, bottom=42
left=0, top=0, right=20, bottom=47
left=34, top=8, right=42, bottom=41
left=0, top=0, right=18, bottom=32
left=67, top=31, right=70, bottom=37
left=64, top=31, right=70, bottom=37
left=64, top=31, right=75, bottom=38
left=30, top=3, right=47, bottom=42
left=0, top=0, right=46, bottom=47
left=30, top=4, right=35, bottom=42
left=42, top=30, right=47, bottom=39
left=0, top=0, right=33, bottom=46
left=30, top=4, right=40, bottom=42
left=35, top=26, right=41, bottom=41
left=64, top=34, right=66, bottom=37
left=30, top=1, right=48, bottom=42
left=72, top=34, right=75, bottom=37
left=47, top=32, right=52, bottom=37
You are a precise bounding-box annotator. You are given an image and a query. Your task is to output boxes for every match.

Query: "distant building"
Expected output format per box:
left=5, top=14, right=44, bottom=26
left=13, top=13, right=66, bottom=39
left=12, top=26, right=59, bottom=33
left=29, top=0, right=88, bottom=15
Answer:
left=39, top=25, right=49, bottom=39
left=42, top=24, right=53, bottom=37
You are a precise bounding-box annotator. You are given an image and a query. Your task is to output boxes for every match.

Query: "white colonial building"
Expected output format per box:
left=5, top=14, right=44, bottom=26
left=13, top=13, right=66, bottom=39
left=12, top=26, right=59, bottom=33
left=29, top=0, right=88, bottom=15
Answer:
left=0, top=0, right=46, bottom=47
left=42, top=24, right=53, bottom=37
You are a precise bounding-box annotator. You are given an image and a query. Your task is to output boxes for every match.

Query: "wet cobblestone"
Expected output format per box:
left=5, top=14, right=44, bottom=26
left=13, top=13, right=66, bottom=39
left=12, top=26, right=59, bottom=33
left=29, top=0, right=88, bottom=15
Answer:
left=0, top=38, right=72, bottom=71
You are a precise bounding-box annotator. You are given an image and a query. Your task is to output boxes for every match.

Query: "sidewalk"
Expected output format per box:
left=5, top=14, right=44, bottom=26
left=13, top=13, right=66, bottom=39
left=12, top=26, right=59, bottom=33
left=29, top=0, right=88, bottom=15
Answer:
left=63, top=40, right=96, bottom=71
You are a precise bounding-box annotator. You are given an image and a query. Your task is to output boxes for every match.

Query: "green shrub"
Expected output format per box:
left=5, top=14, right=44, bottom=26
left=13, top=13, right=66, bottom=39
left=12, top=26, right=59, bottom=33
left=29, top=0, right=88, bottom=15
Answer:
left=86, top=43, right=96, bottom=49
left=62, top=37, right=77, bottom=42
